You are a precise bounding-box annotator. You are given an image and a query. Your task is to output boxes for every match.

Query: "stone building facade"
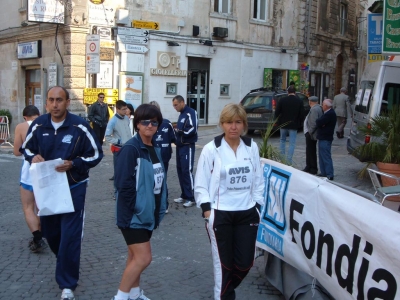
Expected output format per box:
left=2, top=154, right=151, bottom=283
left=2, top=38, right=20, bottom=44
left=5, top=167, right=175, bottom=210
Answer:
left=0, top=0, right=363, bottom=135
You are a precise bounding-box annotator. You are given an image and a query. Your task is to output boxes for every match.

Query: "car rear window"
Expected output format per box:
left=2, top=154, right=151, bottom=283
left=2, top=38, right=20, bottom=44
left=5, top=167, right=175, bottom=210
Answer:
left=241, top=95, right=272, bottom=109
left=355, top=81, right=375, bottom=114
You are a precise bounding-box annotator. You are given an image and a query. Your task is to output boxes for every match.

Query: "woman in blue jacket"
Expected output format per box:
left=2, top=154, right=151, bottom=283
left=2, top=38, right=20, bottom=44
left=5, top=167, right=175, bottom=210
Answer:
left=112, top=104, right=167, bottom=300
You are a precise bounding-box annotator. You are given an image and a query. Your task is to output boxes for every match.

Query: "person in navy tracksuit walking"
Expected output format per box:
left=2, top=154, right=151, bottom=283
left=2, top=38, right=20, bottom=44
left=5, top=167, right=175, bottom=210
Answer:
left=172, top=95, right=198, bottom=208
left=23, top=86, right=103, bottom=300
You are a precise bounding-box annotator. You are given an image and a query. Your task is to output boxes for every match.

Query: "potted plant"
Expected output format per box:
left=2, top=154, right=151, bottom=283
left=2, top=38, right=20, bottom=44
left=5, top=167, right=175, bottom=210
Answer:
left=0, top=109, right=12, bottom=125
left=353, top=106, right=400, bottom=183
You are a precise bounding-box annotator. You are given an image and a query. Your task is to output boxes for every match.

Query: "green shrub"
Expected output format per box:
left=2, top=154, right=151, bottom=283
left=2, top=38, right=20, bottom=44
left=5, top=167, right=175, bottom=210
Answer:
left=0, top=109, right=12, bottom=124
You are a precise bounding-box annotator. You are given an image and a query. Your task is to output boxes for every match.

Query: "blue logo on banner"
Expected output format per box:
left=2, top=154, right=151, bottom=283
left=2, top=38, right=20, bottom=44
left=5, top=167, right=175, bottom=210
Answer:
left=257, top=164, right=291, bottom=256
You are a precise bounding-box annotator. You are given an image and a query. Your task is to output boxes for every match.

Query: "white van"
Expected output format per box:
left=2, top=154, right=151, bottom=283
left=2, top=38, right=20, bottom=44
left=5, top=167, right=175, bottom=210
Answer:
left=347, top=60, right=400, bottom=158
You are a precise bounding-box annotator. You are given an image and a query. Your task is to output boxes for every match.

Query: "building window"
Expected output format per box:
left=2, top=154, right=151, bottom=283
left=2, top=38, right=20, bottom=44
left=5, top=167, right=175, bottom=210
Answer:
left=253, top=0, right=268, bottom=21
left=340, top=3, right=348, bottom=35
left=220, top=84, right=230, bottom=96
left=214, top=0, right=230, bottom=14
left=166, top=83, right=177, bottom=95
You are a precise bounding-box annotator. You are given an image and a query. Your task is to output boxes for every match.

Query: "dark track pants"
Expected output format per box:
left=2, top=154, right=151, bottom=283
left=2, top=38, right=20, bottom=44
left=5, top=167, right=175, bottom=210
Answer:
left=305, top=132, right=318, bottom=174
left=206, top=206, right=260, bottom=300
left=92, top=123, right=106, bottom=146
left=40, top=184, right=86, bottom=290
left=176, top=144, right=195, bottom=201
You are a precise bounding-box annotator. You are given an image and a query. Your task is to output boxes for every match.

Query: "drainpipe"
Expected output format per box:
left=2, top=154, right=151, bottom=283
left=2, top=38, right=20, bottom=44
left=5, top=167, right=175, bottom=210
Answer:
left=306, top=0, right=312, bottom=54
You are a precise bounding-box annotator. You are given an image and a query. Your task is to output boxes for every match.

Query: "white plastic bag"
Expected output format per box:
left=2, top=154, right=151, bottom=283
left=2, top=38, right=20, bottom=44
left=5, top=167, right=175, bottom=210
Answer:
left=29, top=158, right=74, bottom=216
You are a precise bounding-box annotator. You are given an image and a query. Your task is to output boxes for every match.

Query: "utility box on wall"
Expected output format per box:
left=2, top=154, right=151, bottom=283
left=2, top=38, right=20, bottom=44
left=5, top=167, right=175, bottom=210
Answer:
left=213, top=27, right=228, bottom=38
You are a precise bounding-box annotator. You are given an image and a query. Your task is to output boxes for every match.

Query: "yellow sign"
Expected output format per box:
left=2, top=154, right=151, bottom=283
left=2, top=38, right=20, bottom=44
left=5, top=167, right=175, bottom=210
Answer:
left=100, top=40, right=115, bottom=48
left=368, top=54, right=390, bottom=63
left=83, top=95, right=118, bottom=105
left=132, top=20, right=160, bottom=30
left=84, top=88, right=118, bottom=96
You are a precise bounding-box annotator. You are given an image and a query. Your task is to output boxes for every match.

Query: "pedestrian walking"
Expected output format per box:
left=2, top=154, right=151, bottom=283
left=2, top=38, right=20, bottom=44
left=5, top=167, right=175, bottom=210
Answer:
left=149, top=100, right=176, bottom=212
left=172, top=95, right=198, bottom=208
left=22, top=86, right=103, bottom=300
left=112, top=104, right=167, bottom=300
left=105, top=100, right=132, bottom=194
left=13, top=105, right=47, bottom=252
left=333, top=87, right=353, bottom=139
left=88, top=92, right=110, bottom=145
left=126, top=103, right=135, bottom=137
left=316, top=99, right=337, bottom=180
left=274, top=86, right=304, bottom=164
left=302, top=96, right=323, bottom=175
left=194, top=103, right=264, bottom=300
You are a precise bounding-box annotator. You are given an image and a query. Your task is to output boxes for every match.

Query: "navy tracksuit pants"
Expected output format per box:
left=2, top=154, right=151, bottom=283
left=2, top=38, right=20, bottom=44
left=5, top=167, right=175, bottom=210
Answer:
left=176, top=144, right=195, bottom=201
left=40, top=183, right=86, bottom=290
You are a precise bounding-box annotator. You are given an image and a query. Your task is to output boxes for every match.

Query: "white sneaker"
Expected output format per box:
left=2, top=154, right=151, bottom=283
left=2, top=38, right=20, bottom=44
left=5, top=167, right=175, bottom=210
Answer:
left=183, top=200, right=195, bottom=208
left=165, top=208, right=169, bottom=214
left=129, top=289, right=151, bottom=300
left=173, top=197, right=184, bottom=203
left=61, top=289, right=75, bottom=300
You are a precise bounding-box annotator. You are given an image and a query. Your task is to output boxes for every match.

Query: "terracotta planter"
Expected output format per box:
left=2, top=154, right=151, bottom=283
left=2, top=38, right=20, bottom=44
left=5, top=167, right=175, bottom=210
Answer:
left=376, top=162, right=400, bottom=201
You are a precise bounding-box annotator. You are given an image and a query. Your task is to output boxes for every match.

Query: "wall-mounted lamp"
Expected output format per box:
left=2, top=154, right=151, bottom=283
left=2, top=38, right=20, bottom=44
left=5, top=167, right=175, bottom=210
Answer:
left=167, top=41, right=180, bottom=46
left=199, top=39, right=213, bottom=46
left=21, top=21, right=28, bottom=27
left=281, top=49, right=287, bottom=53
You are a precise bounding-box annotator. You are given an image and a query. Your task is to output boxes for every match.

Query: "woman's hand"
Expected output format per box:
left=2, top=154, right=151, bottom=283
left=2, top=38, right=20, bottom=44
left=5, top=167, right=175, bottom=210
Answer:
left=203, top=210, right=211, bottom=218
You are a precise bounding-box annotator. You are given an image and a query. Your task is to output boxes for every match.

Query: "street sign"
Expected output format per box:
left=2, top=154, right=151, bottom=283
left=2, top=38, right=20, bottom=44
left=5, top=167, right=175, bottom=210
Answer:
left=84, top=88, right=118, bottom=96
left=93, top=26, right=112, bottom=40
left=100, top=48, right=115, bottom=61
left=117, top=27, right=150, bottom=37
left=83, top=95, right=118, bottom=105
left=83, top=88, right=118, bottom=105
left=86, top=35, right=100, bottom=74
left=117, top=35, right=149, bottom=45
left=100, top=40, right=115, bottom=48
left=132, top=20, right=159, bottom=30
left=118, top=43, right=148, bottom=54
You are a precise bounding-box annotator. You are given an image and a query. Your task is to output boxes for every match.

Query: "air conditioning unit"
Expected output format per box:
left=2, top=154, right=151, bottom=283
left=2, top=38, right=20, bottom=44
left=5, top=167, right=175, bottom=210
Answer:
left=213, top=27, right=228, bottom=38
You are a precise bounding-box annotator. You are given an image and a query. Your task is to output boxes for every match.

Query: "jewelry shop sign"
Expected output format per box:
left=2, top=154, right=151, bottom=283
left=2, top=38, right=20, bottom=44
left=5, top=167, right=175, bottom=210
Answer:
left=150, top=52, right=187, bottom=77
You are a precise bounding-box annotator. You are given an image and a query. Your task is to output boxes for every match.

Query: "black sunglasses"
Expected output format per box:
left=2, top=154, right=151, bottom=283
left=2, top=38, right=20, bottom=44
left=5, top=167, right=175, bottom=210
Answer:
left=139, top=120, right=158, bottom=127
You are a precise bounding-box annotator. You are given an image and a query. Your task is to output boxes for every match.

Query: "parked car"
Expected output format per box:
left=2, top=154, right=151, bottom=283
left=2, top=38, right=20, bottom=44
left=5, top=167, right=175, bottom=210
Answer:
left=240, top=87, right=310, bottom=134
left=347, top=60, right=400, bottom=159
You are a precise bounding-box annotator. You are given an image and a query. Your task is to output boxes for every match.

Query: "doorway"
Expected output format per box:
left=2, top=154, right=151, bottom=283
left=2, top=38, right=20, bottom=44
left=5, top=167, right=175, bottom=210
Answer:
left=187, top=57, right=210, bottom=124
left=25, top=68, right=41, bottom=108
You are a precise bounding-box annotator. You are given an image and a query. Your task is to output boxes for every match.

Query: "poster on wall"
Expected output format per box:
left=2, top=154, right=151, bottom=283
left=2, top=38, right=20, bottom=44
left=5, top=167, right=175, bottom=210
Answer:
left=97, top=61, right=113, bottom=88
left=34, top=95, right=42, bottom=114
left=28, top=0, right=65, bottom=24
left=119, top=73, right=143, bottom=108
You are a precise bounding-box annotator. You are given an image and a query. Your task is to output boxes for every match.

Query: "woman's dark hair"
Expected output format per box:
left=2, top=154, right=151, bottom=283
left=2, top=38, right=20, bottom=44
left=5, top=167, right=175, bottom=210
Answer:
left=133, top=104, right=163, bottom=131
left=126, top=103, right=135, bottom=116
left=23, top=105, right=40, bottom=117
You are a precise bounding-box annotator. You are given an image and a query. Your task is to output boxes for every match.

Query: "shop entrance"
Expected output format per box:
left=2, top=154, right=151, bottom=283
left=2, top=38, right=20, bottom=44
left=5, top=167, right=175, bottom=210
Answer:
left=25, top=68, right=41, bottom=108
left=187, top=57, right=210, bottom=124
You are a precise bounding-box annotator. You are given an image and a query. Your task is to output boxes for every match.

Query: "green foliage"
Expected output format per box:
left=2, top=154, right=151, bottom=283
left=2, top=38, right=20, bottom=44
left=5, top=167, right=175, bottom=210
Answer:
left=0, top=109, right=12, bottom=124
left=354, top=106, right=400, bottom=165
left=354, top=106, right=400, bottom=177
left=258, top=119, right=289, bottom=165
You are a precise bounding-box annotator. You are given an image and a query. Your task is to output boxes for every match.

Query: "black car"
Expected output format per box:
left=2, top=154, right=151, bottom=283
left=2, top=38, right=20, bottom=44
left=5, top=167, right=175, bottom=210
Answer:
left=240, top=87, right=310, bottom=134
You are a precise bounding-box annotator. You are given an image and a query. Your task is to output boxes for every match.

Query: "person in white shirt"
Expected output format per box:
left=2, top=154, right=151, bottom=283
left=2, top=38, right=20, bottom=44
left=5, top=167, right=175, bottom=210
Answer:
left=194, top=103, right=264, bottom=300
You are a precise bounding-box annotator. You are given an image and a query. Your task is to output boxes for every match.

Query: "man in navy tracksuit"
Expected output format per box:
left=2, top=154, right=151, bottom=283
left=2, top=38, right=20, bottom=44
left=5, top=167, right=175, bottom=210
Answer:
left=172, top=95, right=198, bottom=208
left=23, top=86, right=103, bottom=300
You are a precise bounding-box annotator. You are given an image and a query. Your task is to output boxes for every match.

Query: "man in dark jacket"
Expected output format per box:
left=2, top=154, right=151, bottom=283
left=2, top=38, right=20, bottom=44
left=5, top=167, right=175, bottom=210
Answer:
left=316, top=99, right=337, bottom=180
left=88, top=92, right=109, bottom=145
left=172, top=95, right=198, bottom=208
left=274, top=86, right=304, bottom=164
left=23, top=86, right=103, bottom=300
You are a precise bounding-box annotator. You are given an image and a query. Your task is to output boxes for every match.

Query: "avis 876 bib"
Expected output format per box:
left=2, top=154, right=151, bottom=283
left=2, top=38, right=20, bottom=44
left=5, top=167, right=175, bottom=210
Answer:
left=153, top=162, right=164, bottom=194
left=224, top=161, right=253, bottom=192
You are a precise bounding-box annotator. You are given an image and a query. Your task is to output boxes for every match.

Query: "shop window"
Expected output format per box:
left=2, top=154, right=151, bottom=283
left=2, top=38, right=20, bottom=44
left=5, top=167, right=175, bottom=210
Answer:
left=25, top=68, right=42, bottom=110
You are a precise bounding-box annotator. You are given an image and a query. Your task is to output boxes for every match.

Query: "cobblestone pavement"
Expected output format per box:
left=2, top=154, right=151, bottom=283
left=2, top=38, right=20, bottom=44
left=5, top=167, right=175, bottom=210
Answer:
left=0, top=124, right=373, bottom=300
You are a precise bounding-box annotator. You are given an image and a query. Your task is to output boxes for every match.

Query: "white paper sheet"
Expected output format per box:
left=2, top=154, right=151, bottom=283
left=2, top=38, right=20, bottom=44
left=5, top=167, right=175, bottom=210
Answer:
left=29, top=158, right=74, bottom=216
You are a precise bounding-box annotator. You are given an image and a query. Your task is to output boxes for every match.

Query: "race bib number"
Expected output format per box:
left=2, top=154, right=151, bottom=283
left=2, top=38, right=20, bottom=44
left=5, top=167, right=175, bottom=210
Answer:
left=153, top=162, right=164, bottom=194
left=225, top=162, right=252, bottom=191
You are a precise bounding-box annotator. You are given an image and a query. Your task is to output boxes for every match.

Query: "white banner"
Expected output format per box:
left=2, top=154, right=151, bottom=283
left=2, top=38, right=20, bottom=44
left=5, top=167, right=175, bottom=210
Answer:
left=257, top=159, right=400, bottom=300
left=28, top=0, right=64, bottom=24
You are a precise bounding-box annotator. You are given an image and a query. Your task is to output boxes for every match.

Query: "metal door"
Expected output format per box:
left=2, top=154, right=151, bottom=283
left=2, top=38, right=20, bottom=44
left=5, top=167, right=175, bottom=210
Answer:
left=187, top=70, right=207, bottom=124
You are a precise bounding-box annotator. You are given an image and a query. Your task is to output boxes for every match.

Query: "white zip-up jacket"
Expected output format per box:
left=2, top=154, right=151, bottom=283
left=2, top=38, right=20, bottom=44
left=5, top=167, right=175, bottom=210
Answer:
left=194, top=134, right=265, bottom=213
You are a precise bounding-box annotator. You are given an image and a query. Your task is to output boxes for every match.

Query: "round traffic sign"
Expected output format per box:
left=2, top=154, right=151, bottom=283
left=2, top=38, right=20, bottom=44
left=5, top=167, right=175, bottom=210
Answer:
left=89, top=42, right=96, bottom=52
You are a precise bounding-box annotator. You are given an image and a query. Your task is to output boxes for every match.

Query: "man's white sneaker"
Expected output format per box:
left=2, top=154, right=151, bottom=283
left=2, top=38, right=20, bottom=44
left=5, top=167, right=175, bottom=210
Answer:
left=183, top=200, right=195, bottom=208
left=173, top=197, right=184, bottom=203
left=61, top=288, right=75, bottom=300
